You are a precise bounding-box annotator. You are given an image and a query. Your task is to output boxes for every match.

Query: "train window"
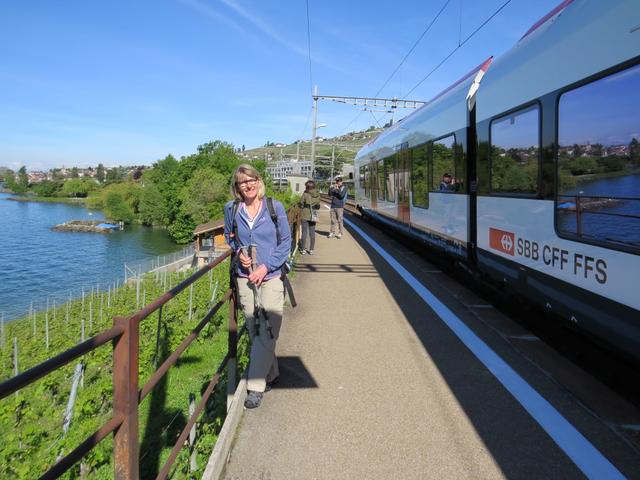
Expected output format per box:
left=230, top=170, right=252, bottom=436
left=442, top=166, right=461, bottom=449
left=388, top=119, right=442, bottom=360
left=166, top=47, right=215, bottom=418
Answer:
left=556, top=63, right=640, bottom=252
left=359, top=165, right=366, bottom=191
left=431, top=135, right=457, bottom=192
left=377, top=160, right=385, bottom=201
left=411, top=144, right=428, bottom=208
left=384, top=155, right=396, bottom=202
left=490, top=105, right=540, bottom=194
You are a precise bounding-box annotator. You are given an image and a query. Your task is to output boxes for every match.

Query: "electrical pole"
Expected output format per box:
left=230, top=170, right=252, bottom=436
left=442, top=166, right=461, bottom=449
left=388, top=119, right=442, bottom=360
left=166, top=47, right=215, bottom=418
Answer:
left=331, top=144, right=335, bottom=181
left=311, top=85, right=318, bottom=179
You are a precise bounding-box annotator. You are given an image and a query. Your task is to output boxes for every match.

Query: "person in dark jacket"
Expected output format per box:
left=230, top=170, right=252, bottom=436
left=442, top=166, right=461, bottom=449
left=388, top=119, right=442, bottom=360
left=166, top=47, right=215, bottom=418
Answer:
left=328, top=176, right=347, bottom=238
left=299, top=180, right=320, bottom=255
left=439, top=173, right=456, bottom=192
left=224, top=164, right=291, bottom=409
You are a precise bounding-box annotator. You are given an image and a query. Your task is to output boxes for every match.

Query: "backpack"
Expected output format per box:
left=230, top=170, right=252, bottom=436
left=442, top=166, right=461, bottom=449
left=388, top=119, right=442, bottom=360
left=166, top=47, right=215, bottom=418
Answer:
left=230, top=197, right=297, bottom=307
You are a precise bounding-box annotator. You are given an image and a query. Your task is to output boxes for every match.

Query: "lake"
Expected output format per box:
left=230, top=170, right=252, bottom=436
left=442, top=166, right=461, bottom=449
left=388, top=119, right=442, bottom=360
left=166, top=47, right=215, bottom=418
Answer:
left=559, top=173, right=640, bottom=248
left=0, top=193, right=180, bottom=321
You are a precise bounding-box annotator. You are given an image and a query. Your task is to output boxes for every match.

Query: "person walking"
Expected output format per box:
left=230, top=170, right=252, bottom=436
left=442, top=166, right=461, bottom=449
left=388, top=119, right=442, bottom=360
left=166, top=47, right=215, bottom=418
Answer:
left=299, top=180, right=320, bottom=255
left=224, top=164, right=291, bottom=409
left=328, top=176, right=347, bottom=238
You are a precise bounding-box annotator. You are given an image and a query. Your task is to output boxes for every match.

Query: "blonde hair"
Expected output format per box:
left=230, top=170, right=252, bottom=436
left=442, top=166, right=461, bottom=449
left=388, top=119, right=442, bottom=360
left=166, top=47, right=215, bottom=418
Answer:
left=230, top=164, right=266, bottom=200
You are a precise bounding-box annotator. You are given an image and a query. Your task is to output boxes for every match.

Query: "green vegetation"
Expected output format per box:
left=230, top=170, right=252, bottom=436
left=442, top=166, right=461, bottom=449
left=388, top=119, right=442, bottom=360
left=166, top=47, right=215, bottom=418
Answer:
left=2, top=139, right=296, bottom=244
left=558, top=140, right=640, bottom=191
left=4, top=166, right=29, bottom=194
left=241, top=129, right=382, bottom=180
left=0, top=264, right=249, bottom=479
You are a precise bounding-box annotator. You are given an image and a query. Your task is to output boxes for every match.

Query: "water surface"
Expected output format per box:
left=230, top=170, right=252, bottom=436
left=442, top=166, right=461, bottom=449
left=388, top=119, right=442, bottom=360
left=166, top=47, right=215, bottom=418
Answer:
left=0, top=193, right=179, bottom=320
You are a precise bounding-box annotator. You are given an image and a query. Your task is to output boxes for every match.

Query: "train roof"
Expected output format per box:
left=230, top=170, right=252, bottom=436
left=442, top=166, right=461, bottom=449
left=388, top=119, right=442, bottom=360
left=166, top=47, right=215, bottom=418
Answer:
left=476, top=0, right=640, bottom=122
left=356, top=58, right=491, bottom=163
left=356, top=0, right=640, bottom=165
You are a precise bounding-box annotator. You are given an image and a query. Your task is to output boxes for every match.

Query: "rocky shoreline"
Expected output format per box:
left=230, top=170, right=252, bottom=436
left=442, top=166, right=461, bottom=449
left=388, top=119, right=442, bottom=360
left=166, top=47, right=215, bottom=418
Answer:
left=52, top=220, right=120, bottom=233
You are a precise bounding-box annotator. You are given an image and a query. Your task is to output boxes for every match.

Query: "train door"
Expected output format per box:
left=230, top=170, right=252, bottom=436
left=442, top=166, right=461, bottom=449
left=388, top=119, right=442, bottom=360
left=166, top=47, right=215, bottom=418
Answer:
left=370, top=161, right=377, bottom=209
left=397, top=148, right=411, bottom=224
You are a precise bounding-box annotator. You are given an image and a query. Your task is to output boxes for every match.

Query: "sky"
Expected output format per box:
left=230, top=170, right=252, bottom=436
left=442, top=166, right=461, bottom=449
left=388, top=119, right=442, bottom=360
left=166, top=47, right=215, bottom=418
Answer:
left=0, top=0, right=563, bottom=170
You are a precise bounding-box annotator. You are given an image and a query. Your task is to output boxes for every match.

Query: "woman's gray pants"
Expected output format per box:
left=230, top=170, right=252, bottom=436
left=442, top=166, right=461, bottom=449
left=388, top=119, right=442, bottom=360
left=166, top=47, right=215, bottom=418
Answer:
left=301, top=220, right=316, bottom=251
left=237, top=277, right=284, bottom=393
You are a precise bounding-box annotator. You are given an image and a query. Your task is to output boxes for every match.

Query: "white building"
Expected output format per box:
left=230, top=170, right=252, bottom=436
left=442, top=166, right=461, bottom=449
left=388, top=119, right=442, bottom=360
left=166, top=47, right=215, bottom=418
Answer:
left=267, top=159, right=312, bottom=183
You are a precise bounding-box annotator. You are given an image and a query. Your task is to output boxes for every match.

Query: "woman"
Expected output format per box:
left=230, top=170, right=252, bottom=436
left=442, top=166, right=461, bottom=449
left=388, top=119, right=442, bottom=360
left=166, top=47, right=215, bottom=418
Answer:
left=299, top=180, right=320, bottom=255
left=224, top=164, right=291, bottom=409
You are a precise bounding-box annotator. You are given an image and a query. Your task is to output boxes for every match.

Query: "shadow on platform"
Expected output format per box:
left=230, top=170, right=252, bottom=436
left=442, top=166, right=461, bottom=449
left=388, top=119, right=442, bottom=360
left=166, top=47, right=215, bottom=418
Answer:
left=272, top=356, right=318, bottom=390
left=343, top=215, right=582, bottom=479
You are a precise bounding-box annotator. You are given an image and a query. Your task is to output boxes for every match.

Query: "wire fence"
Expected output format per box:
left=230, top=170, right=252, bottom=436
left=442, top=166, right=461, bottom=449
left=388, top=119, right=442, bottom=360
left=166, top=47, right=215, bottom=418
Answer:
left=1, top=245, right=197, bottom=326
left=124, top=245, right=195, bottom=282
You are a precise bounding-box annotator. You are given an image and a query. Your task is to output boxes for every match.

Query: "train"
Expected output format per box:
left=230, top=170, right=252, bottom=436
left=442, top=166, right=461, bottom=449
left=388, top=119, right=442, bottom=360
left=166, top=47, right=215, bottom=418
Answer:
left=354, top=0, right=640, bottom=361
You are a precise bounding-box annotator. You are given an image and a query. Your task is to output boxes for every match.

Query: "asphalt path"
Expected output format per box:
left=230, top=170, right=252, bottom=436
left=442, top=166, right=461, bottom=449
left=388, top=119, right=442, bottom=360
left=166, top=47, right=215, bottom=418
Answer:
left=221, top=207, right=640, bottom=480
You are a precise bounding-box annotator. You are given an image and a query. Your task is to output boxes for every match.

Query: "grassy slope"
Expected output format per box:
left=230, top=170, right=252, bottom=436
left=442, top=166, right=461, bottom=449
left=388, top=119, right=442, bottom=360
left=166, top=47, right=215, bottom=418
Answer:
left=0, top=265, right=247, bottom=479
left=240, top=128, right=383, bottom=163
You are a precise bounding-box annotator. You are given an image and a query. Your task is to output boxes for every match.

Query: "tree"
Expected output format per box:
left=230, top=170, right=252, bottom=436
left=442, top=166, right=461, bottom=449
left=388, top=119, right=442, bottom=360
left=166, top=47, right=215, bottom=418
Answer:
left=96, top=163, right=105, bottom=183
left=17, top=166, right=29, bottom=191
left=572, top=144, right=583, bottom=158
left=630, top=138, right=640, bottom=166
left=61, top=178, right=96, bottom=197
left=0, top=167, right=13, bottom=183
left=32, top=180, right=63, bottom=197
left=179, top=168, right=228, bottom=226
left=571, top=156, right=598, bottom=175
left=51, top=168, right=64, bottom=181
left=71, top=167, right=79, bottom=178
left=6, top=166, right=29, bottom=193
left=143, top=155, right=181, bottom=227
left=106, top=167, right=119, bottom=183
left=104, top=191, right=134, bottom=222
left=139, top=184, right=167, bottom=225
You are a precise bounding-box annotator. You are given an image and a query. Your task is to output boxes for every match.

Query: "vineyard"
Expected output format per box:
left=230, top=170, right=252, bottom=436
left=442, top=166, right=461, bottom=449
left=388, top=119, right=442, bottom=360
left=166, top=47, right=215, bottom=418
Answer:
left=0, top=262, right=248, bottom=479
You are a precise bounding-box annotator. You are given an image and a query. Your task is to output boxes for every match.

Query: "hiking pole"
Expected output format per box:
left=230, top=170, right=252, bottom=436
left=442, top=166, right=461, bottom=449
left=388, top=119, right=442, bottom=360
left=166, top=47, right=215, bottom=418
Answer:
left=244, top=245, right=274, bottom=340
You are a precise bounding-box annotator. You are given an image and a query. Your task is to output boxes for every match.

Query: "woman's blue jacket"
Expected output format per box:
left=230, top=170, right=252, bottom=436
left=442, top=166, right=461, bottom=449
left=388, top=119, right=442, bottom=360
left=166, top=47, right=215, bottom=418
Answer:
left=223, top=198, right=291, bottom=281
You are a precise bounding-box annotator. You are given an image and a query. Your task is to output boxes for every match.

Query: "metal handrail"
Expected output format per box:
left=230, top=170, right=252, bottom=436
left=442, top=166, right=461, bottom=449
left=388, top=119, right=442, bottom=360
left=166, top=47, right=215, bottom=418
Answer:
left=0, top=209, right=302, bottom=479
left=0, top=325, right=125, bottom=399
left=558, top=193, right=640, bottom=201
left=557, top=193, right=640, bottom=233
left=139, top=290, right=232, bottom=402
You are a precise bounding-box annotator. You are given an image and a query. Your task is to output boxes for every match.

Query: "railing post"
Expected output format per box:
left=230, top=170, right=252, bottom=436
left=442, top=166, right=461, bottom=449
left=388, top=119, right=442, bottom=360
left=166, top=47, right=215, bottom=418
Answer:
left=113, top=316, right=139, bottom=479
left=576, top=195, right=583, bottom=237
left=227, top=291, right=237, bottom=411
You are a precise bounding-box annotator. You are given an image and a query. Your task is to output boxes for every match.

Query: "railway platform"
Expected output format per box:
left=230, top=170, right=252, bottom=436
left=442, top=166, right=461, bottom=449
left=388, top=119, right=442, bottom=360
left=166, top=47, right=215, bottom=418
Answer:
left=212, top=206, right=640, bottom=480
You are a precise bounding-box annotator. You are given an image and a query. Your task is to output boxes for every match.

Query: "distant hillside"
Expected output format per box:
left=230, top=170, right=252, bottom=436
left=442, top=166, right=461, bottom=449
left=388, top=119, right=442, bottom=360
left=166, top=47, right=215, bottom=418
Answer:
left=239, top=127, right=383, bottom=165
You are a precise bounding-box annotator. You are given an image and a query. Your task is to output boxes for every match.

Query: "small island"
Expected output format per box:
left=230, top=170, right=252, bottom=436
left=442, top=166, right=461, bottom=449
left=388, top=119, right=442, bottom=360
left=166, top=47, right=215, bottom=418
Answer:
left=52, top=220, right=121, bottom=233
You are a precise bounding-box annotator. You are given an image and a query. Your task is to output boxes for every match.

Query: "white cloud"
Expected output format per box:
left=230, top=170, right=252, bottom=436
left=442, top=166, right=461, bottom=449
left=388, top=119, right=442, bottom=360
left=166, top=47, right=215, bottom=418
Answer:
left=177, top=0, right=247, bottom=34
left=218, top=0, right=308, bottom=57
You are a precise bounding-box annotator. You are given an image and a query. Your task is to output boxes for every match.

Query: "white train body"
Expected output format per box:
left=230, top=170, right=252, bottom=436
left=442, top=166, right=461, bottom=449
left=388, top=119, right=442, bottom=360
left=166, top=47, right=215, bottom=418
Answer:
left=355, top=0, right=640, bottom=358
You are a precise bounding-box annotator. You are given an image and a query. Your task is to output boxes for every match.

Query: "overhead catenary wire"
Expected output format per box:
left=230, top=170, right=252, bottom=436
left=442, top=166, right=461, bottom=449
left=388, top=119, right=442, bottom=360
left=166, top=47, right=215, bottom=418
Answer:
left=295, top=0, right=314, bottom=143
left=374, top=0, right=452, bottom=98
left=458, top=0, right=463, bottom=46
left=321, top=0, right=510, bottom=144
left=368, top=110, right=382, bottom=129
left=305, top=0, right=314, bottom=96
left=334, top=1, right=451, bottom=140
left=403, top=0, right=513, bottom=99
